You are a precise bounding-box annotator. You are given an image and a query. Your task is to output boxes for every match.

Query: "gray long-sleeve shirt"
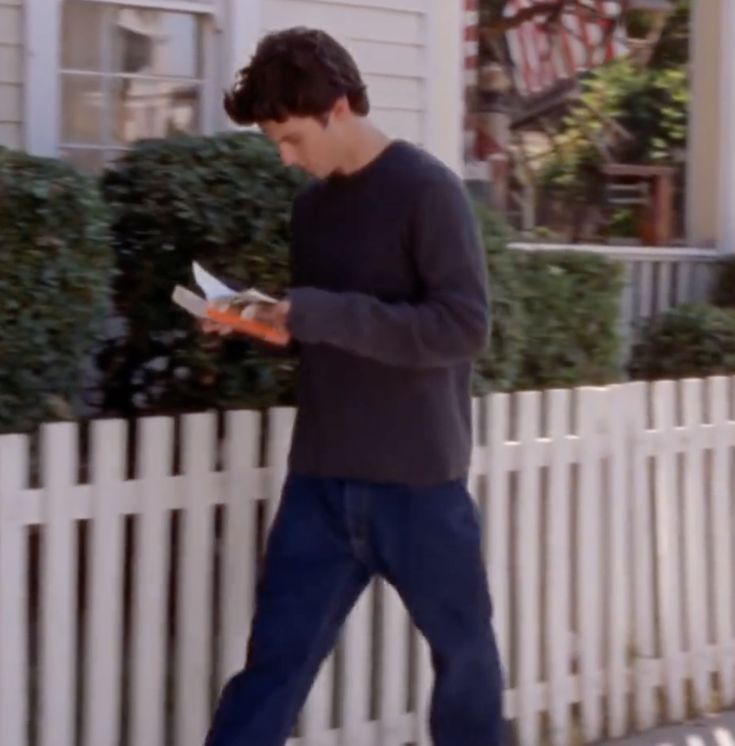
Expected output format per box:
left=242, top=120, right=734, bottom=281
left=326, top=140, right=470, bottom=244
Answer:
left=285, top=140, right=489, bottom=486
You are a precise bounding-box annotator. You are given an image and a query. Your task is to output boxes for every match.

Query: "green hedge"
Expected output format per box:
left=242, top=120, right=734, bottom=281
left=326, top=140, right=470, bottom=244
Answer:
left=474, top=226, right=625, bottom=392
left=0, top=147, right=113, bottom=432
left=96, top=132, right=305, bottom=415
left=511, top=249, right=625, bottom=390
left=629, top=303, right=735, bottom=380
left=94, top=133, right=624, bottom=413
left=472, top=208, right=525, bottom=394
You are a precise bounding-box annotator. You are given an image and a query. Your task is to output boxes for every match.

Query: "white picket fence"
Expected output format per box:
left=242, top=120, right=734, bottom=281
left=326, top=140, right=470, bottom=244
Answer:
left=2, top=377, right=735, bottom=746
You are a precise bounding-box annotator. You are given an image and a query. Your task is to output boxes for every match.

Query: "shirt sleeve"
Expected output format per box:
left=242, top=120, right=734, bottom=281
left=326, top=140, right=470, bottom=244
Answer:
left=286, top=175, right=490, bottom=369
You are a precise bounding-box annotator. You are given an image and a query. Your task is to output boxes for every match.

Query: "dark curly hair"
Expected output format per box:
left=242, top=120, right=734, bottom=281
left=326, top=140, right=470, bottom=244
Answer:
left=224, top=27, right=370, bottom=125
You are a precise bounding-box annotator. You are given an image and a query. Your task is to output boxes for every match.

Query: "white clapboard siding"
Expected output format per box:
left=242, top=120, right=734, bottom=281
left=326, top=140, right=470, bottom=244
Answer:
left=363, top=74, right=423, bottom=111
left=3, top=377, right=735, bottom=746
left=264, top=0, right=424, bottom=45
left=347, top=38, right=425, bottom=78
left=263, top=0, right=428, bottom=146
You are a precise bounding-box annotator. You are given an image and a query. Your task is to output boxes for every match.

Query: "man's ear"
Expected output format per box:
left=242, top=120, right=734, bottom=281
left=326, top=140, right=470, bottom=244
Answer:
left=332, top=96, right=350, bottom=121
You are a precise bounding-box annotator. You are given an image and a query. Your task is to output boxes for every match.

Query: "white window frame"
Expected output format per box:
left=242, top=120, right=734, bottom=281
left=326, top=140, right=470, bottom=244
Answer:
left=424, top=0, right=463, bottom=175
left=23, top=0, right=262, bottom=158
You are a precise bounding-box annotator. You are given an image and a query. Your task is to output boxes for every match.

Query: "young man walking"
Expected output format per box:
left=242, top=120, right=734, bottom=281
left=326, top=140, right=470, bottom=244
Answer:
left=203, top=26, right=505, bottom=746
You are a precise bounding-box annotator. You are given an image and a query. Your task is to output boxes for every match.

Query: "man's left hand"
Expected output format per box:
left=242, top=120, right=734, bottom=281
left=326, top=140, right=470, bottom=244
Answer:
left=251, top=300, right=291, bottom=337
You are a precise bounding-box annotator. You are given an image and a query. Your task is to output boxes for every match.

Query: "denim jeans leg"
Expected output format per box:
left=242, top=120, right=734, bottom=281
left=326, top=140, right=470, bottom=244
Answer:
left=371, top=480, right=506, bottom=746
left=205, top=475, right=370, bottom=746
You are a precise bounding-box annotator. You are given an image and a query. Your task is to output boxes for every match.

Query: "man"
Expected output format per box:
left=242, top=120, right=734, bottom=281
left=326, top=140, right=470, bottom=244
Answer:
left=203, top=26, right=505, bottom=746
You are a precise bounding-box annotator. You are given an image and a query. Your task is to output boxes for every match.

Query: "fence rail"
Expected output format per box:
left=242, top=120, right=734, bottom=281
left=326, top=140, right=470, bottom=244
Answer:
left=2, top=378, right=735, bottom=745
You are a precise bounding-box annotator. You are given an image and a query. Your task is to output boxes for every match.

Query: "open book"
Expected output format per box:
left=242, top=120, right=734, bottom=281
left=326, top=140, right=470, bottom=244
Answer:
left=172, top=262, right=289, bottom=346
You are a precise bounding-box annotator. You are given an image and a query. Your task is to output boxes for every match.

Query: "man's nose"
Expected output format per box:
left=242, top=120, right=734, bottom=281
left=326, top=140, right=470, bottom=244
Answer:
left=280, top=148, right=297, bottom=168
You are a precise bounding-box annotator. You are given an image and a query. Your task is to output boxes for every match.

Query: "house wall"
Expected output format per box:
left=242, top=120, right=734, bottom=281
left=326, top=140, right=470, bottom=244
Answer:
left=262, top=0, right=428, bottom=145
left=260, top=0, right=463, bottom=172
left=5, top=0, right=463, bottom=173
left=0, top=0, right=23, bottom=150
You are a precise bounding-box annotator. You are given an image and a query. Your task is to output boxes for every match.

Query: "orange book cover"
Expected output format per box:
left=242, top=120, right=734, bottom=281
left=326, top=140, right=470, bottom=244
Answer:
left=172, top=262, right=289, bottom=346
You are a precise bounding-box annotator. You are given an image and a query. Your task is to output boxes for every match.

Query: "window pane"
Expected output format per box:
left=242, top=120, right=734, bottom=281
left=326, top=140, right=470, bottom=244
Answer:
left=111, top=9, right=201, bottom=78
left=61, top=74, right=105, bottom=145
left=109, top=78, right=200, bottom=144
left=62, top=1, right=104, bottom=71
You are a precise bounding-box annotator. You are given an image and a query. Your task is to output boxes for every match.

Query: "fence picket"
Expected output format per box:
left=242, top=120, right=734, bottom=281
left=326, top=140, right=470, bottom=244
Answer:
left=266, top=408, right=295, bottom=532
left=652, top=381, right=686, bottom=722
left=302, top=637, right=336, bottom=740
left=40, top=424, right=77, bottom=746
left=131, top=417, right=173, bottom=746
left=629, top=382, right=658, bottom=730
left=681, top=379, right=712, bottom=712
left=544, top=389, right=572, bottom=746
left=378, top=582, right=409, bottom=744
left=1, top=373, right=735, bottom=746
left=708, top=377, right=735, bottom=707
left=84, top=419, right=127, bottom=746
left=577, top=388, right=604, bottom=741
left=175, top=413, right=217, bottom=746
left=0, top=435, right=28, bottom=746
left=219, top=411, right=260, bottom=689
left=339, top=589, right=373, bottom=745
left=606, top=385, right=631, bottom=739
left=414, top=632, right=433, bottom=746
left=516, top=390, right=542, bottom=746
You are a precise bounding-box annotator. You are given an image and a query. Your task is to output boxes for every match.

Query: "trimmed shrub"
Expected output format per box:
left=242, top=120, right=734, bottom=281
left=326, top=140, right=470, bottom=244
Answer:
left=629, top=303, right=735, bottom=380
left=0, top=147, right=113, bottom=433
left=93, top=131, right=625, bottom=412
left=96, top=132, right=305, bottom=415
left=473, top=207, right=525, bottom=394
left=512, top=249, right=625, bottom=390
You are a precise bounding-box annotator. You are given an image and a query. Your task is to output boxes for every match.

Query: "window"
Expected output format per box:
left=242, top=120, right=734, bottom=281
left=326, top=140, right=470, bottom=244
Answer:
left=60, top=0, right=212, bottom=170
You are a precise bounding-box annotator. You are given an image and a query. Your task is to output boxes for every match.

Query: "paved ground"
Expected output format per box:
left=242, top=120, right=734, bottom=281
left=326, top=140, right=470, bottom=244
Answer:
left=604, top=711, right=735, bottom=745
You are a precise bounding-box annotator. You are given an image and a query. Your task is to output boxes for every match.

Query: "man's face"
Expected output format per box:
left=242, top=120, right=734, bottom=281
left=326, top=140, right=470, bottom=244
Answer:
left=260, top=109, right=342, bottom=179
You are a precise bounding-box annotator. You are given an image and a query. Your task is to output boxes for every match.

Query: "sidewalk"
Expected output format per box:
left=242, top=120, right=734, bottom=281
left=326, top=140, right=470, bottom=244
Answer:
left=604, top=711, right=735, bottom=745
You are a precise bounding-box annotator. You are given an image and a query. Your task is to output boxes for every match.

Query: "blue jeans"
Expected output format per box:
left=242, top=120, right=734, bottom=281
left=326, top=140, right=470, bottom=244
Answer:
left=205, top=474, right=505, bottom=745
